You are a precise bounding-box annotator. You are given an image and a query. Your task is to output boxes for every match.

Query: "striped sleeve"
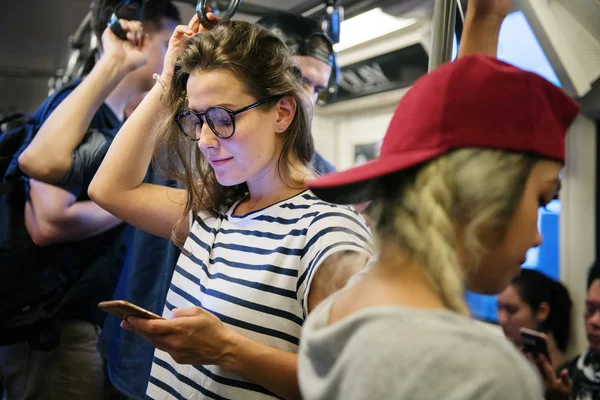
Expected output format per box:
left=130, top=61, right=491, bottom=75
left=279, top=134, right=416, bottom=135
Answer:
left=297, top=205, right=373, bottom=315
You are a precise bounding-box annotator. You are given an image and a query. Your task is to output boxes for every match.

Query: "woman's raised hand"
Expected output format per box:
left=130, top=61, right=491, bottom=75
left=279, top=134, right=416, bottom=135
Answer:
left=161, top=12, right=217, bottom=81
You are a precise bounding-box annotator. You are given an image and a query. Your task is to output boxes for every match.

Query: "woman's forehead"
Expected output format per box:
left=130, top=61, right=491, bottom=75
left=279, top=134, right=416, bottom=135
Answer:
left=186, top=70, right=248, bottom=109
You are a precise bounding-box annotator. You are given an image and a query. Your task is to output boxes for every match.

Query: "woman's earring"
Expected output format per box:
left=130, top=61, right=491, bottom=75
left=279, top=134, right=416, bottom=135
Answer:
left=279, top=127, right=284, bottom=132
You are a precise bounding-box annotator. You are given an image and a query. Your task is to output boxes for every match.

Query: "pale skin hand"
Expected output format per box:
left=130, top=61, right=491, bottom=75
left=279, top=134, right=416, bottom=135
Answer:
left=161, top=12, right=207, bottom=81
left=123, top=306, right=302, bottom=400
left=458, top=0, right=511, bottom=58
left=526, top=353, right=572, bottom=400
left=122, top=307, right=232, bottom=365
left=101, top=19, right=151, bottom=72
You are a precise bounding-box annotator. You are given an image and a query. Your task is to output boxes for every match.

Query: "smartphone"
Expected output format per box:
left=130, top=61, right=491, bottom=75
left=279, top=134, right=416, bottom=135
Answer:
left=520, top=327, right=550, bottom=359
left=98, top=300, right=164, bottom=320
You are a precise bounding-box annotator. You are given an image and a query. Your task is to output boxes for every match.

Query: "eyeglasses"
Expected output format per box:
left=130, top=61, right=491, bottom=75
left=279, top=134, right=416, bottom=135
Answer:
left=175, top=96, right=281, bottom=141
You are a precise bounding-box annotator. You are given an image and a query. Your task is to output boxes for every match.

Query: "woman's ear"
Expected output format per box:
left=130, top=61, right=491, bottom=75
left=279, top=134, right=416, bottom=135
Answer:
left=536, top=301, right=551, bottom=324
left=274, top=96, right=297, bottom=132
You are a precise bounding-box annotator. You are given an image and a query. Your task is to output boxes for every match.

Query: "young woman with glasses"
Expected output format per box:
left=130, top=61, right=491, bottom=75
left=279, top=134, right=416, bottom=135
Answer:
left=88, top=14, right=372, bottom=400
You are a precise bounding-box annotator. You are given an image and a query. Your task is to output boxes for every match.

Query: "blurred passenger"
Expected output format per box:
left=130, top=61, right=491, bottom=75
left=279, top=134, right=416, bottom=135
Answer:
left=498, top=268, right=572, bottom=369
left=14, top=1, right=179, bottom=399
left=559, top=261, right=600, bottom=400
left=257, top=12, right=338, bottom=175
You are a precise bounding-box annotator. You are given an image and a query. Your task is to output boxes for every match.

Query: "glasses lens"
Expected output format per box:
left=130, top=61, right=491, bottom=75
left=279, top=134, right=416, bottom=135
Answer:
left=206, top=108, right=234, bottom=138
left=177, top=111, right=202, bottom=140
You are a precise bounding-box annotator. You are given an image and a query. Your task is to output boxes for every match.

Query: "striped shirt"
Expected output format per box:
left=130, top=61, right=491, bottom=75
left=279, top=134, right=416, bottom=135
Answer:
left=146, top=190, right=373, bottom=399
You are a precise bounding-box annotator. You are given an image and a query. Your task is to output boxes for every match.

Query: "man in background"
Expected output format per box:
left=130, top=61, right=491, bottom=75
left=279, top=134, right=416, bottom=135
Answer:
left=559, top=262, right=600, bottom=399
left=15, top=1, right=180, bottom=399
left=258, top=12, right=338, bottom=175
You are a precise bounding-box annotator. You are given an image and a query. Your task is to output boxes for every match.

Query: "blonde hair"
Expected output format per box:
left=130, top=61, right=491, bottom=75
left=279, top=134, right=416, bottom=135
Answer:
left=370, top=149, right=540, bottom=315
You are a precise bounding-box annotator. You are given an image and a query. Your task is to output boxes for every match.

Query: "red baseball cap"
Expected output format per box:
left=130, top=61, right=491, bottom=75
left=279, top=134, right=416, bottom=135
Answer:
left=308, top=54, right=580, bottom=204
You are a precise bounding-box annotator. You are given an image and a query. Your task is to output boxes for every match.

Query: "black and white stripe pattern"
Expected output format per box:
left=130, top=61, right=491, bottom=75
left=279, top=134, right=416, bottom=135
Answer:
left=147, top=191, right=373, bottom=399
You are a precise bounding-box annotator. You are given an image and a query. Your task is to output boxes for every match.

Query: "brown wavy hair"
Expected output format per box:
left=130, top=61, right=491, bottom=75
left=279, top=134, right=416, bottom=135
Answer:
left=152, top=20, right=314, bottom=245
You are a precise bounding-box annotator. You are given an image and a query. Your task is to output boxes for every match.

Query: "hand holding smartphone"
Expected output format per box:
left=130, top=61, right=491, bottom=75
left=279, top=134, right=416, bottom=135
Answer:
left=520, top=327, right=550, bottom=360
left=98, top=300, right=164, bottom=320
left=520, top=328, right=572, bottom=399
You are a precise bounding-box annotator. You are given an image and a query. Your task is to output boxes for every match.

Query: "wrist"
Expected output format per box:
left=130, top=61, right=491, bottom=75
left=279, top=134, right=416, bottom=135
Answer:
left=96, top=55, right=131, bottom=80
left=153, top=73, right=168, bottom=92
left=160, top=70, right=174, bottom=86
left=464, top=12, right=505, bottom=32
left=218, top=330, right=246, bottom=373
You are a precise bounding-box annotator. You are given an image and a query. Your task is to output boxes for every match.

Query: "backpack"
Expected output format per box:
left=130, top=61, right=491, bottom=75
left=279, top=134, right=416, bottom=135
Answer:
left=0, top=88, right=84, bottom=351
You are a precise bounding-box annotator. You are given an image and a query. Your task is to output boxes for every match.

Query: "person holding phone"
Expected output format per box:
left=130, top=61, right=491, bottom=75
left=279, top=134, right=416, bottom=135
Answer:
left=99, top=300, right=165, bottom=320
left=87, top=2, right=515, bottom=395
left=88, top=13, right=374, bottom=400
left=557, top=262, right=600, bottom=400
left=498, top=269, right=572, bottom=369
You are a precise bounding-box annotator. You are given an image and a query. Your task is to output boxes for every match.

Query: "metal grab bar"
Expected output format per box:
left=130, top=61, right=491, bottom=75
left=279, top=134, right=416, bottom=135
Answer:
left=196, top=0, right=243, bottom=28
left=109, top=0, right=145, bottom=40
left=428, top=0, right=457, bottom=72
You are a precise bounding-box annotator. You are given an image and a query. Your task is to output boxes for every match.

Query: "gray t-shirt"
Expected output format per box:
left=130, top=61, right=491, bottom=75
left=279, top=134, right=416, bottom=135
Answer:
left=298, top=293, right=543, bottom=400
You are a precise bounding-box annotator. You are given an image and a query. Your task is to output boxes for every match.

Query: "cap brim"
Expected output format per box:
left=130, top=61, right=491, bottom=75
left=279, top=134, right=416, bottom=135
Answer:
left=308, top=147, right=444, bottom=204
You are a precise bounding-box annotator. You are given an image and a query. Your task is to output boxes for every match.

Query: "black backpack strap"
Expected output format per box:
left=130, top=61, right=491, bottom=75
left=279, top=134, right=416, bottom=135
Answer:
left=0, top=181, right=17, bottom=194
left=0, top=175, right=26, bottom=195
left=0, top=113, right=30, bottom=133
left=0, top=113, right=29, bottom=125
